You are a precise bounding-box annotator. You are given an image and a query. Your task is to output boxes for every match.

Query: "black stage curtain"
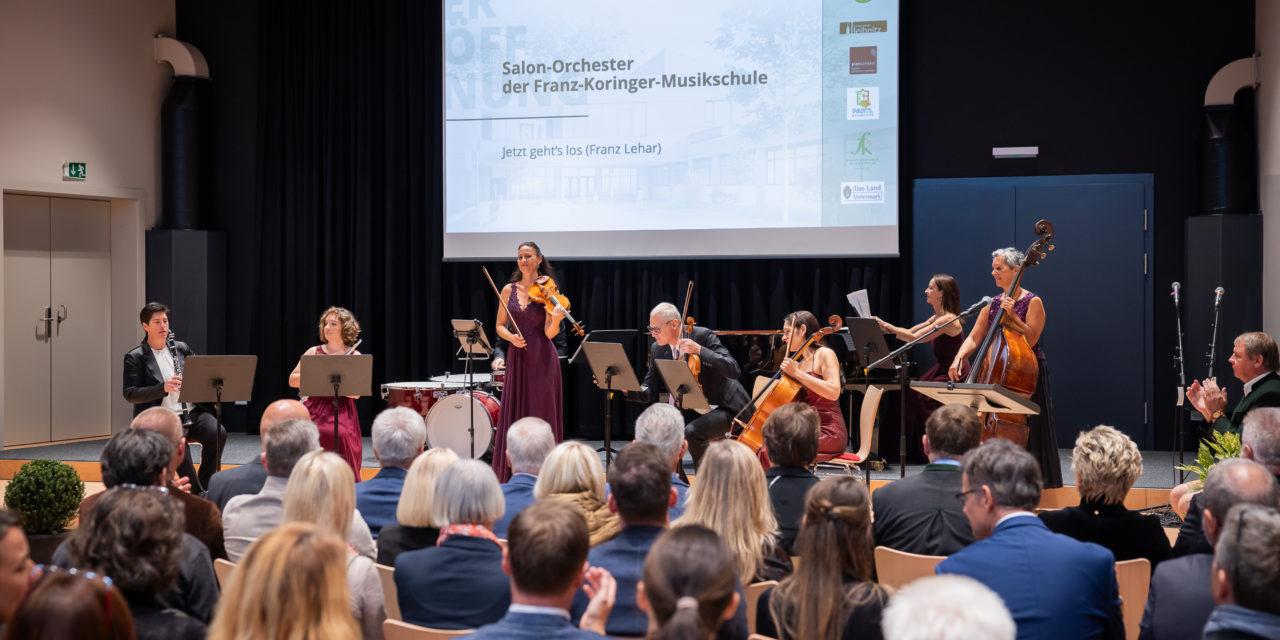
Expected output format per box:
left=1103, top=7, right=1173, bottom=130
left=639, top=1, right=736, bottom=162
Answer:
left=245, top=0, right=905, bottom=437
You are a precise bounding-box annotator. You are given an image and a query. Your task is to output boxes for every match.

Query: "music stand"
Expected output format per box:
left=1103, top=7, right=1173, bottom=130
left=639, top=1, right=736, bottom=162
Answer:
left=845, top=318, right=894, bottom=372
left=180, top=355, right=258, bottom=476
left=451, top=319, right=491, bottom=459
left=580, top=341, right=643, bottom=469
left=300, top=354, right=373, bottom=459
left=911, top=381, right=1040, bottom=445
left=655, top=359, right=711, bottom=414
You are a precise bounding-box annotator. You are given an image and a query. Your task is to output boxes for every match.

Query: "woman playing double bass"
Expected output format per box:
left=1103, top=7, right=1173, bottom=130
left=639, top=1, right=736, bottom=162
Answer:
left=948, top=247, right=1062, bottom=488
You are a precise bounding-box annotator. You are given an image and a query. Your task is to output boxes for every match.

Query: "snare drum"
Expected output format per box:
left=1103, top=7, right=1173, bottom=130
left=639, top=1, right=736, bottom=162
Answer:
left=381, top=381, right=467, bottom=417
left=424, top=391, right=501, bottom=459
left=429, top=373, right=493, bottom=386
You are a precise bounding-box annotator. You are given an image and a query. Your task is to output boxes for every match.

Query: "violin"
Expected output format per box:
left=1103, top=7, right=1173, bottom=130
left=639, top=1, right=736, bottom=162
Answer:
left=732, top=315, right=842, bottom=453
left=679, top=282, right=701, bottom=383
left=527, top=276, right=586, bottom=336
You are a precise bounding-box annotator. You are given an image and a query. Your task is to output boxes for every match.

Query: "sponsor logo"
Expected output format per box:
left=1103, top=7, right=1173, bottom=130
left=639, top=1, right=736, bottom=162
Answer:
left=846, top=87, right=879, bottom=120
left=849, top=46, right=877, bottom=75
left=841, top=181, right=885, bottom=204
left=839, top=20, right=888, bottom=34
left=846, top=131, right=879, bottom=168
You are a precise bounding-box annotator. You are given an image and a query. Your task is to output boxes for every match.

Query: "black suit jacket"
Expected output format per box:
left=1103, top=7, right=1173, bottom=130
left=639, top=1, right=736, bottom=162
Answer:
left=871, top=463, right=974, bottom=556
left=635, top=326, right=750, bottom=415
left=122, top=339, right=209, bottom=416
left=1039, top=501, right=1171, bottom=569
left=205, top=458, right=269, bottom=513
left=766, top=466, right=820, bottom=555
left=1139, top=553, right=1214, bottom=640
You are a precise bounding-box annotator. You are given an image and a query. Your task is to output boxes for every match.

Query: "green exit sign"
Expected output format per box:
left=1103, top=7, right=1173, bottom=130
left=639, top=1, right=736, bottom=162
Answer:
left=62, top=162, right=86, bottom=180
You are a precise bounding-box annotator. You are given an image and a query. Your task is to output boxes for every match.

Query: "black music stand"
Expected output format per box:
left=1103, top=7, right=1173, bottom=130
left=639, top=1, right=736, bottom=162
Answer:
left=180, top=355, right=258, bottom=476
left=452, top=320, right=492, bottom=459
left=655, top=360, right=711, bottom=415
left=300, top=354, right=373, bottom=459
left=580, top=341, right=642, bottom=469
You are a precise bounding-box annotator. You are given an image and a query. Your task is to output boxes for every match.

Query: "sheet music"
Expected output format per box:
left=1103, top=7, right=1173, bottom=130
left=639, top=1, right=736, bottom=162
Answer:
left=846, top=289, right=871, bottom=318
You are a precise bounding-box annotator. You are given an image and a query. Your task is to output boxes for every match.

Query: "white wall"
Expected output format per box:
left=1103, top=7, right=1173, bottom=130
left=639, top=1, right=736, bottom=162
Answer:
left=0, top=0, right=175, bottom=442
left=1261, top=1, right=1280, bottom=338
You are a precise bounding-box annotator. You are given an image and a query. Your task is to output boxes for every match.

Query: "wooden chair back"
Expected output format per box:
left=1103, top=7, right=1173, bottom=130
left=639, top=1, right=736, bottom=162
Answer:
left=1115, top=558, right=1151, bottom=640
left=744, top=580, right=778, bottom=634
left=383, top=619, right=474, bottom=639
left=376, top=563, right=401, bottom=621
left=873, top=545, right=944, bottom=591
left=213, top=558, right=235, bottom=588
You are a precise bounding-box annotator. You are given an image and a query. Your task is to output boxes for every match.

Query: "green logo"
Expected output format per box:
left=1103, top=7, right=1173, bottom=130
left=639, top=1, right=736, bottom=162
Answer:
left=853, top=132, right=872, bottom=156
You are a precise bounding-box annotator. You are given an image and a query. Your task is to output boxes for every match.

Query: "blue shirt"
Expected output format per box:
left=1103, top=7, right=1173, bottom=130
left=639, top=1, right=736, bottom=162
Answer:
left=494, top=473, right=538, bottom=538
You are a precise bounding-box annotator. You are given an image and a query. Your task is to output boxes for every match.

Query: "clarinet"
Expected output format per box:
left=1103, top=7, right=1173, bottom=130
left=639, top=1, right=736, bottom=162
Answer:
left=166, top=330, right=196, bottom=430
left=1206, top=287, right=1224, bottom=380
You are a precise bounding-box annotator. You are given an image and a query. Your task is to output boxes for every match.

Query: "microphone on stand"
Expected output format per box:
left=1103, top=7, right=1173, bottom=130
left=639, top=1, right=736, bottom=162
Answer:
left=1214, top=286, right=1224, bottom=308
left=959, top=296, right=994, bottom=318
left=1171, top=281, right=1180, bottom=306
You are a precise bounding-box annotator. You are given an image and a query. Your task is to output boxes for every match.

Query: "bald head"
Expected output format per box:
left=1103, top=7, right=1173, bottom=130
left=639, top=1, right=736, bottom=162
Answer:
left=1201, top=458, right=1280, bottom=545
left=261, top=399, right=310, bottom=432
left=130, top=407, right=182, bottom=445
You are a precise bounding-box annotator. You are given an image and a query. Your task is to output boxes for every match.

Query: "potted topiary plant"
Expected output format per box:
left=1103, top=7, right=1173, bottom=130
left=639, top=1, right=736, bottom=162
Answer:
left=3, top=459, right=84, bottom=563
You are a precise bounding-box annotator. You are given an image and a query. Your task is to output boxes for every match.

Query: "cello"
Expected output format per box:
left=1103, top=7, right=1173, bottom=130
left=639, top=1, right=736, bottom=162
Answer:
left=732, top=315, right=842, bottom=453
left=964, top=219, right=1055, bottom=446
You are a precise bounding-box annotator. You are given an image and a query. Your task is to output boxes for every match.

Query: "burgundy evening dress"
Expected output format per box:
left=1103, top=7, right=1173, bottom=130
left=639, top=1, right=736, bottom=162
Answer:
left=491, top=286, right=564, bottom=482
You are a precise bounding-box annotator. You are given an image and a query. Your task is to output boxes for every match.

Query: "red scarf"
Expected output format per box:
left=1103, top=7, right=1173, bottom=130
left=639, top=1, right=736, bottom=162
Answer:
left=436, top=523, right=501, bottom=546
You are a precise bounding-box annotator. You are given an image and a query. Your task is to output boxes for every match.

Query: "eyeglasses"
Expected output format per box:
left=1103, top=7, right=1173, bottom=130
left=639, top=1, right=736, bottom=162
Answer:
left=28, top=565, right=116, bottom=627
left=117, top=483, right=169, bottom=496
left=646, top=320, right=675, bottom=334
left=954, top=489, right=981, bottom=506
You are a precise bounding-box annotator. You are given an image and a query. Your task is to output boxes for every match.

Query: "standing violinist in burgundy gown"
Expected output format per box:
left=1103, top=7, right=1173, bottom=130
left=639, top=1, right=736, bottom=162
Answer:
left=758, top=310, right=848, bottom=468
left=492, top=241, right=564, bottom=482
left=948, top=248, right=1063, bottom=488
left=874, top=274, right=968, bottom=463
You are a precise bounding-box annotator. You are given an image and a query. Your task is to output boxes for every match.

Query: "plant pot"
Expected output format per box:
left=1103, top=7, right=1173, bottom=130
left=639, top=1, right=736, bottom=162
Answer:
left=25, top=531, right=72, bottom=565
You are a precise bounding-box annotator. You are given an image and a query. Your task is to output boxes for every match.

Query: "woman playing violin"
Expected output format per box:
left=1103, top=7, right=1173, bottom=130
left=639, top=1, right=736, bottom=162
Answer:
left=764, top=311, right=848, bottom=466
left=948, top=248, right=1062, bottom=488
left=491, top=241, right=564, bottom=481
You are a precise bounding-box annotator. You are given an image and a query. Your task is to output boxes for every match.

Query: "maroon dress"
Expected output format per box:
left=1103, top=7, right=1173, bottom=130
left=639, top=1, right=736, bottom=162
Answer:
left=492, top=285, right=563, bottom=482
left=759, top=370, right=847, bottom=469
left=304, top=344, right=363, bottom=479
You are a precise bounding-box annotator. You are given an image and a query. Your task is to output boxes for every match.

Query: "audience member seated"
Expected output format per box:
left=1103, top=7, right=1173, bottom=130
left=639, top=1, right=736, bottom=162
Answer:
left=222, top=418, right=374, bottom=561
left=881, top=574, right=1016, bottom=640
left=630, top=403, right=691, bottom=520
left=207, top=522, right=362, bottom=640
left=377, top=447, right=458, bottom=565
left=1039, top=425, right=1170, bottom=568
left=395, top=459, right=510, bottom=629
left=761, top=403, right=821, bottom=555
left=469, top=499, right=617, bottom=639
left=206, top=399, right=309, bottom=511
left=535, top=441, right=620, bottom=546
left=1203, top=503, right=1280, bottom=639
left=0, top=509, right=35, bottom=629
left=676, top=439, right=792, bottom=582
left=638, top=525, right=741, bottom=640
left=1140, top=458, right=1280, bottom=640
left=1174, top=407, right=1280, bottom=557
left=284, top=451, right=385, bottom=639
left=54, top=429, right=219, bottom=623
left=118, top=407, right=227, bottom=559
left=758, top=476, right=888, bottom=640
left=355, top=407, right=427, bottom=538
left=494, top=417, right=556, bottom=538
left=872, top=404, right=980, bottom=556
left=6, top=567, right=135, bottom=640
left=66, top=488, right=207, bottom=640
left=937, top=438, right=1123, bottom=640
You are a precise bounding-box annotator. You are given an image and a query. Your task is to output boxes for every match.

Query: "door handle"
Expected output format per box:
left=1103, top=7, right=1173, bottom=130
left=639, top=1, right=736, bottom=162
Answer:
left=55, top=304, right=68, bottom=336
left=36, top=307, right=52, bottom=340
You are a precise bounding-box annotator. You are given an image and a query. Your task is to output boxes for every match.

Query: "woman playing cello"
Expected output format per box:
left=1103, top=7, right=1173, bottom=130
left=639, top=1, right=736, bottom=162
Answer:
left=491, top=241, right=564, bottom=482
left=948, top=248, right=1062, bottom=488
left=761, top=311, right=848, bottom=467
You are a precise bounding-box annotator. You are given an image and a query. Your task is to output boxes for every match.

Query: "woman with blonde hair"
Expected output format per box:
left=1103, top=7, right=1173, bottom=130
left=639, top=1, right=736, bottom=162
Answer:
left=377, top=447, right=460, bottom=565
left=207, top=522, right=360, bottom=640
left=758, top=476, right=888, bottom=640
left=288, top=306, right=364, bottom=475
left=1039, top=425, right=1170, bottom=567
left=534, top=440, right=620, bottom=545
left=283, top=450, right=385, bottom=639
left=675, top=440, right=791, bottom=582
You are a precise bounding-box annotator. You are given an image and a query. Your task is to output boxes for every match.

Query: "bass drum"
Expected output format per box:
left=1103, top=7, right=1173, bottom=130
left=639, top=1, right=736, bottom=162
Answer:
left=424, top=391, right=500, bottom=459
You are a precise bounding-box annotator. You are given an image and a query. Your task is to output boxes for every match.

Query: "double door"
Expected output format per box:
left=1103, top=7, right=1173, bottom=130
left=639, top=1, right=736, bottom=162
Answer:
left=4, top=193, right=112, bottom=446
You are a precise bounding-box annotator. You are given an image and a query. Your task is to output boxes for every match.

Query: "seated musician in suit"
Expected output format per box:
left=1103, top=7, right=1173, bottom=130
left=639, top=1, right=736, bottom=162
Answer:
left=937, top=438, right=1124, bottom=640
left=627, top=302, right=750, bottom=469
left=872, top=404, right=980, bottom=556
left=1039, top=425, right=1170, bottom=569
left=122, top=302, right=226, bottom=494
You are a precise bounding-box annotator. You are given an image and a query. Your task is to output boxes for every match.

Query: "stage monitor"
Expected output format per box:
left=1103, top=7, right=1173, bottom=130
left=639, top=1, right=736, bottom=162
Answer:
left=442, top=0, right=900, bottom=259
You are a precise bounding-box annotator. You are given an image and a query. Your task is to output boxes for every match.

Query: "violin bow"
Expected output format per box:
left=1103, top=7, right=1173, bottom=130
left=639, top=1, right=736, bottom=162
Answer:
left=482, top=266, right=525, bottom=341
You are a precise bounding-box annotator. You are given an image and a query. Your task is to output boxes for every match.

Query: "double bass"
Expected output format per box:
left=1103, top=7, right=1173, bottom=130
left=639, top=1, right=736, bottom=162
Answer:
left=732, top=315, right=842, bottom=452
left=965, top=220, right=1055, bottom=446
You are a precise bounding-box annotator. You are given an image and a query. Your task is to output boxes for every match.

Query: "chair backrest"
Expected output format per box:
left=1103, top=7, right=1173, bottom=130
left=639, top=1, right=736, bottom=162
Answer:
left=744, top=580, right=778, bottom=634
left=873, top=545, right=944, bottom=591
left=855, top=386, right=884, bottom=461
left=1114, top=558, right=1151, bottom=640
left=213, top=558, right=236, bottom=588
left=376, top=563, right=401, bottom=621
left=748, top=634, right=779, bottom=640
left=383, top=619, right=475, bottom=639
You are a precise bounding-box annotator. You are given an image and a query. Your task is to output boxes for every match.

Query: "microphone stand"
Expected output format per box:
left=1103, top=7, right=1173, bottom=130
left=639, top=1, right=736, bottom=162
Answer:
left=1172, top=286, right=1188, bottom=483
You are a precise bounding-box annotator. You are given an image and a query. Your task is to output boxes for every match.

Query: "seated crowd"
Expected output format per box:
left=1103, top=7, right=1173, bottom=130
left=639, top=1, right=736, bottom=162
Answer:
left=3, top=393, right=1280, bottom=640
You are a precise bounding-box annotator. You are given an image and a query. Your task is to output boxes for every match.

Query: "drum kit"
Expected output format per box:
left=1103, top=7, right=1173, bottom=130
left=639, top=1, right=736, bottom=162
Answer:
left=380, top=372, right=503, bottom=459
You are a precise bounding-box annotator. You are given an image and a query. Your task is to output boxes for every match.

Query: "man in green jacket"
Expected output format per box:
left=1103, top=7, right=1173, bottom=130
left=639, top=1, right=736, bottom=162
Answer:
left=1187, top=331, right=1280, bottom=435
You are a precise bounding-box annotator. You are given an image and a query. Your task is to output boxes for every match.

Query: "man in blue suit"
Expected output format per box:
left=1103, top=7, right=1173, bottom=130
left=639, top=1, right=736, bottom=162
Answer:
left=493, top=417, right=555, bottom=538
left=937, top=438, right=1124, bottom=640
left=355, top=407, right=426, bottom=537
left=468, top=499, right=615, bottom=639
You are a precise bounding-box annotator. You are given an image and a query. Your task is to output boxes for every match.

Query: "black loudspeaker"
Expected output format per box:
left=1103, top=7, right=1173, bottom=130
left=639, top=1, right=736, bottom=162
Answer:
left=1180, top=214, right=1262, bottom=446
left=145, top=230, right=226, bottom=356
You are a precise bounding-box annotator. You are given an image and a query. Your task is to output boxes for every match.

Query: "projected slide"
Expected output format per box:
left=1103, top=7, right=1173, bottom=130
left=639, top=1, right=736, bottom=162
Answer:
left=443, top=0, right=898, bottom=259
